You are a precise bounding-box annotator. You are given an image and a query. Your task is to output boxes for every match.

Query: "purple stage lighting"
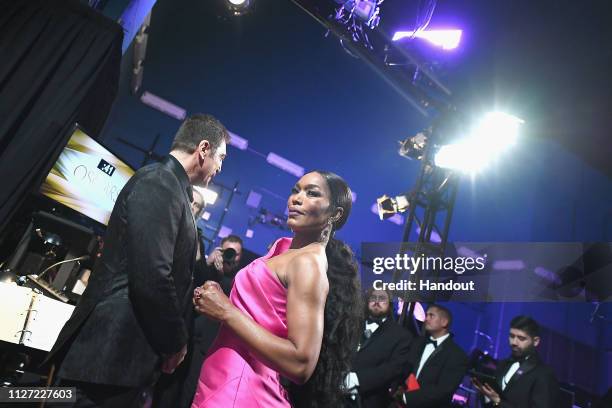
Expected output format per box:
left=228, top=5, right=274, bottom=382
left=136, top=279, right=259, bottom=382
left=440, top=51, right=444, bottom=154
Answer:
left=492, top=260, right=526, bottom=271
left=228, top=131, right=248, bottom=150
left=140, top=91, right=186, bottom=120
left=218, top=225, right=232, bottom=238
left=246, top=190, right=262, bottom=208
left=392, top=29, right=462, bottom=50
left=266, top=152, right=304, bottom=178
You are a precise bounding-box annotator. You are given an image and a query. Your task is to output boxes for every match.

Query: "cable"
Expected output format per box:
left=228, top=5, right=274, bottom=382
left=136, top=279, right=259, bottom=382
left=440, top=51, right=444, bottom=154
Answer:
left=37, top=255, right=90, bottom=279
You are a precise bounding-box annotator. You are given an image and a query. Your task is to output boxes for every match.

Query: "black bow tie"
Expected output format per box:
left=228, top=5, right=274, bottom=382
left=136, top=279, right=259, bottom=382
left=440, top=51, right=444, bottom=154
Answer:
left=366, top=317, right=383, bottom=326
left=426, top=338, right=438, bottom=348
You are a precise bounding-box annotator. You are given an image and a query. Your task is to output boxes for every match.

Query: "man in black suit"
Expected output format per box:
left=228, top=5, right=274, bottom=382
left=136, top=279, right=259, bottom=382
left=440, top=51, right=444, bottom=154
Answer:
left=344, top=289, right=412, bottom=408
left=395, top=304, right=468, bottom=408
left=473, top=315, right=559, bottom=408
left=154, top=235, right=243, bottom=408
left=45, top=114, right=229, bottom=407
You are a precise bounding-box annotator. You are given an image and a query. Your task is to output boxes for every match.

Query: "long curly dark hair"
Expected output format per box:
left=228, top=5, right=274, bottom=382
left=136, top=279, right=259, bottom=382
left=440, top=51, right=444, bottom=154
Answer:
left=290, top=171, right=363, bottom=408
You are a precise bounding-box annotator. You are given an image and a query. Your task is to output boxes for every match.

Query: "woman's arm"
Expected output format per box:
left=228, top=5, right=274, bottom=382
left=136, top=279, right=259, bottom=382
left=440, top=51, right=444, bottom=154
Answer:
left=194, top=254, right=328, bottom=384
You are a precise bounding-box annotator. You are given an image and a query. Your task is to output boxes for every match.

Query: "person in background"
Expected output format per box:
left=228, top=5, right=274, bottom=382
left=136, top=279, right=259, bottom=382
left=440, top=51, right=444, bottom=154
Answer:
left=473, top=315, right=559, bottom=408
left=344, top=288, right=412, bottom=408
left=395, top=304, right=468, bottom=408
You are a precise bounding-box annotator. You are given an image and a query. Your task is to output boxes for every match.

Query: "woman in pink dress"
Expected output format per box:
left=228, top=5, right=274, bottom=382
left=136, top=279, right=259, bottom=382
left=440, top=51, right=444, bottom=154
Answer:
left=191, top=170, right=362, bottom=408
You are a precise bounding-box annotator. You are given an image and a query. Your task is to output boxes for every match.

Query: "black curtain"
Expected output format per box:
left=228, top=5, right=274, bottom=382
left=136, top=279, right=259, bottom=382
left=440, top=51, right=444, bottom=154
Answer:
left=0, top=0, right=123, bottom=237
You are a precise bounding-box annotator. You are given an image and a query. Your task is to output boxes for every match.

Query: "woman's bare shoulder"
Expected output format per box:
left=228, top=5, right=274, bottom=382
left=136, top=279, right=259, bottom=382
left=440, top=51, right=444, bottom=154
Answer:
left=285, top=248, right=328, bottom=292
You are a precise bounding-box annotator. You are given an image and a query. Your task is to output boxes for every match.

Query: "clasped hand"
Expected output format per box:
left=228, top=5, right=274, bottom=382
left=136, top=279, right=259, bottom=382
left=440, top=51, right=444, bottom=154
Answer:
left=193, top=281, right=233, bottom=321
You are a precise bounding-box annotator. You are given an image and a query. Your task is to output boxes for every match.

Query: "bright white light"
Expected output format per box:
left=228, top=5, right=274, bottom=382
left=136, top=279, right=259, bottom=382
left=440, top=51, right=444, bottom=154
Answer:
left=228, top=0, right=246, bottom=5
left=434, top=142, right=490, bottom=173
left=435, top=112, right=523, bottom=173
left=194, top=187, right=218, bottom=205
left=392, top=29, right=462, bottom=50
left=471, top=112, right=524, bottom=153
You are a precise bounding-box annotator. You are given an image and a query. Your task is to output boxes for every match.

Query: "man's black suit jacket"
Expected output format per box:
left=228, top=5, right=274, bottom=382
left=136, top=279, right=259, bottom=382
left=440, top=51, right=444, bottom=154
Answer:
left=45, top=156, right=198, bottom=388
left=487, top=354, right=559, bottom=408
left=153, top=261, right=233, bottom=408
left=402, top=334, right=468, bottom=408
left=350, top=318, right=412, bottom=408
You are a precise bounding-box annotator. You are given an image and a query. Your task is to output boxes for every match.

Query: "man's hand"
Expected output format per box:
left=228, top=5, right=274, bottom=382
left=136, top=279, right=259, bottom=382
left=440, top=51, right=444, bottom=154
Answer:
left=472, top=377, right=501, bottom=405
left=161, top=344, right=187, bottom=374
left=206, top=247, right=224, bottom=272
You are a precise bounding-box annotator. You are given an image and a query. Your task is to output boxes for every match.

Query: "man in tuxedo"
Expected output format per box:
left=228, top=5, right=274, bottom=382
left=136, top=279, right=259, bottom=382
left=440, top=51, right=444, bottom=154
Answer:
left=344, top=289, right=412, bottom=408
left=396, top=304, right=468, bottom=408
left=473, top=315, right=559, bottom=408
left=45, top=114, right=229, bottom=407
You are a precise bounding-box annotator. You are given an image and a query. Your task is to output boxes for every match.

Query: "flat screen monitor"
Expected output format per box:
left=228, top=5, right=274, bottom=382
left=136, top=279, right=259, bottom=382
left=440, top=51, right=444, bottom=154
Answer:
left=40, top=125, right=135, bottom=226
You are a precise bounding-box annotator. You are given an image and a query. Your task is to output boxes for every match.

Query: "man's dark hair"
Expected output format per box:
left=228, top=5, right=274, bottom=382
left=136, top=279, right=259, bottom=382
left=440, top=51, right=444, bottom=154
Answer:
left=221, top=234, right=243, bottom=248
left=170, top=114, right=229, bottom=153
left=429, top=304, right=453, bottom=329
left=510, top=315, right=540, bottom=338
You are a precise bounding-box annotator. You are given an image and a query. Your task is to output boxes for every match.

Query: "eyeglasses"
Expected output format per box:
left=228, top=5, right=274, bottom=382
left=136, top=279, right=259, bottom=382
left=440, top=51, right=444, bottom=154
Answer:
left=368, top=295, right=389, bottom=303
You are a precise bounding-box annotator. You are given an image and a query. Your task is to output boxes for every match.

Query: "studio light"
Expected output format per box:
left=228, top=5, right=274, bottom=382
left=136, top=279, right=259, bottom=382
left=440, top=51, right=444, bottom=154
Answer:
left=392, top=29, right=462, bottom=50
left=434, top=141, right=489, bottom=173
left=471, top=112, right=523, bottom=153
left=376, top=194, right=410, bottom=220
left=332, top=0, right=382, bottom=49
left=335, top=0, right=381, bottom=27
left=398, top=132, right=428, bottom=160
left=434, top=111, right=524, bottom=173
left=226, top=0, right=252, bottom=16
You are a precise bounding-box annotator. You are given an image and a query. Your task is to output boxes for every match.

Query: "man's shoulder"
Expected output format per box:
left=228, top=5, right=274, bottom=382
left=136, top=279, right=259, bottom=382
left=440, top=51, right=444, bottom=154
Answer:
left=134, top=161, right=173, bottom=179
left=535, top=361, right=558, bottom=380
left=443, top=336, right=468, bottom=359
left=131, top=161, right=182, bottom=189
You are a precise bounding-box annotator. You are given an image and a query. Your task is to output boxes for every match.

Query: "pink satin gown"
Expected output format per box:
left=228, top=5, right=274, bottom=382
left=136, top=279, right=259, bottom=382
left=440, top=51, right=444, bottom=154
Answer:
left=191, top=237, right=292, bottom=408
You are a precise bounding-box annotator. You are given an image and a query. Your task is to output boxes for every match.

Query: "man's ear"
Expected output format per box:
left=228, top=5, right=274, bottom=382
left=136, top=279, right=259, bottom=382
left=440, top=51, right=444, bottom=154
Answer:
left=198, top=140, right=211, bottom=158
